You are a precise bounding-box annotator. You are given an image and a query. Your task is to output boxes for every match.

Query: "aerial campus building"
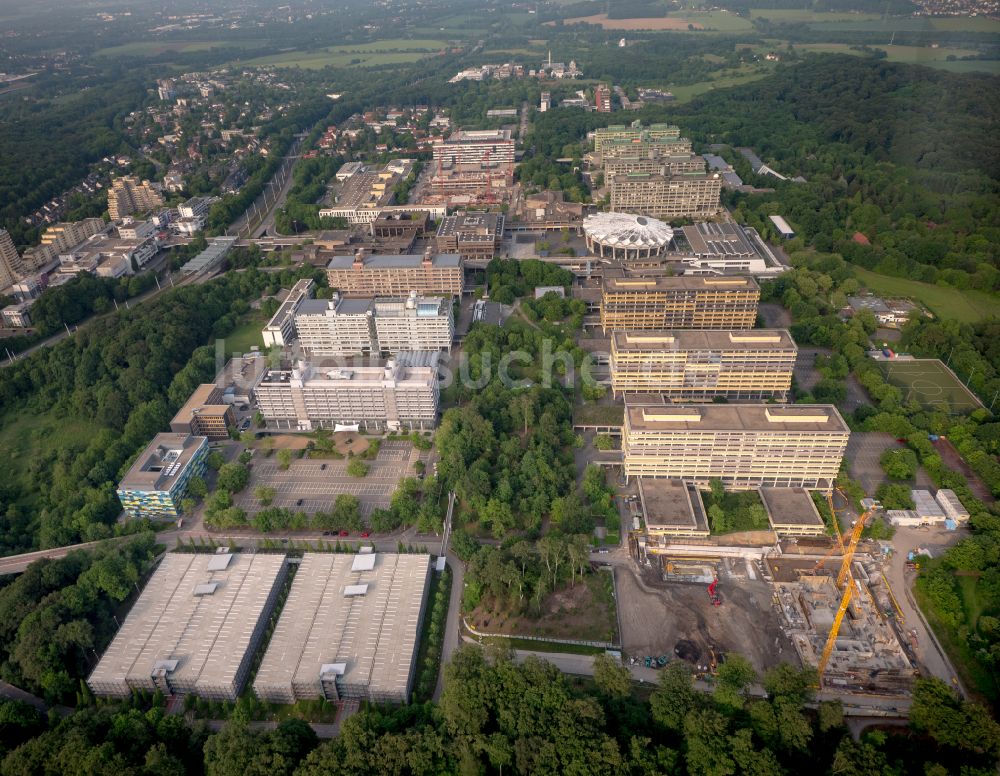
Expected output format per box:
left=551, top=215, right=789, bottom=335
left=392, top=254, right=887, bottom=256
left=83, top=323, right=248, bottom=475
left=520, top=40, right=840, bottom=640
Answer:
left=169, top=384, right=236, bottom=440
left=622, top=401, right=850, bottom=489
left=88, top=552, right=287, bottom=700
left=254, top=552, right=431, bottom=705
left=116, top=433, right=209, bottom=518
left=582, top=213, right=674, bottom=261
left=325, top=250, right=463, bottom=297
left=609, top=171, right=723, bottom=221
left=600, top=275, right=759, bottom=332
left=602, top=153, right=706, bottom=178
left=592, top=123, right=685, bottom=158
left=254, top=353, right=440, bottom=431
left=293, top=292, right=454, bottom=358
left=435, top=213, right=504, bottom=261
left=262, top=279, right=315, bottom=348
left=609, top=329, right=796, bottom=400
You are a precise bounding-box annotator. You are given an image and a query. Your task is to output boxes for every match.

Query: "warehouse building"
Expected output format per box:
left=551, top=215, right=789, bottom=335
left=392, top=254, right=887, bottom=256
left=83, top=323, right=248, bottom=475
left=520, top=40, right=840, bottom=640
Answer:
left=116, top=433, right=209, bottom=517
left=759, top=487, right=827, bottom=537
left=609, top=171, right=722, bottom=220
left=600, top=275, right=759, bottom=332
left=254, top=552, right=431, bottom=705
left=326, top=250, right=463, bottom=297
left=623, top=401, right=850, bottom=489
left=255, top=354, right=440, bottom=431
left=170, top=384, right=236, bottom=439
left=609, top=329, right=796, bottom=400
left=88, top=552, right=287, bottom=700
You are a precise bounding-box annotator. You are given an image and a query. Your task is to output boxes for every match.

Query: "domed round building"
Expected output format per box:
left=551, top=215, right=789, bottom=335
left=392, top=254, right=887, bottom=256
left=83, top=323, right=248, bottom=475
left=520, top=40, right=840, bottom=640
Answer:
left=582, top=212, right=674, bottom=260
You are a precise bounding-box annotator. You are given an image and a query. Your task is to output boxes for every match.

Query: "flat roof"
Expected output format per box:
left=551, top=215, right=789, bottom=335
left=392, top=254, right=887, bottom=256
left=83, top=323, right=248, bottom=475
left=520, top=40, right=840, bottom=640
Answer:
left=681, top=223, right=758, bottom=258
left=253, top=553, right=430, bottom=701
left=759, top=488, right=825, bottom=528
left=118, top=433, right=207, bottom=492
left=603, top=274, right=759, bottom=293
left=436, top=212, right=504, bottom=238
left=625, top=402, right=849, bottom=434
left=171, top=384, right=225, bottom=426
left=88, top=553, right=286, bottom=696
left=181, top=236, right=237, bottom=274
left=264, top=279, right=314, bottom=330
left=612, top=329, right=795, bottom=352
left=638, top=478, right=708, bottom=532
left=326, top=253, right=462, bottom=270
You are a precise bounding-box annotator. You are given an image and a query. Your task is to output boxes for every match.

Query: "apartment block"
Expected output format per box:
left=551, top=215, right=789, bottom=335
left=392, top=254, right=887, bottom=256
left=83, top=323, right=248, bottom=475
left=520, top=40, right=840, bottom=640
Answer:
left=594, top=84, right=612, bottom=113
left=117, top=433, right=209, bottom=517
left=108, top=177, right=164, bottom=221
left=255, top=354, right=440, bottom=431
left=610, top=329, right=796, bottom=400
left=600, top=275, right=759, bottom=332
left=622, top=402, right=850, bottom=489
left=6, top=218, right=108, bottom=285
left=326, top=250, right=463, bottom=297
left=610, top=172, right=722, bottom=220
left=0, top=229, right=20, bottom=289
left=170, top=384, right=236, bottom=440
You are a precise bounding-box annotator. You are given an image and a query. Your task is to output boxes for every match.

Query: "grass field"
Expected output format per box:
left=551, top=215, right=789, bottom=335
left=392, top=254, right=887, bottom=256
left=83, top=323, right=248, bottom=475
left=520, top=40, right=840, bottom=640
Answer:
left=750, top=9, right=884, bottom=22
left=667, top=67, right=773, bottom=101
left=217, top=312, right=266, bottom=356
left=791, top=42, right=998, bottom=73
left=239, top=38, right=448, bottom=69
left=0, top=412, right=102, bottom=506
left=95, top=40, right=258, bottom=58
left=852, top=267, right=1000, bottom=323
left=670, top=10, right=755, bottom=32
left=879, top=359, right=982, bottom=414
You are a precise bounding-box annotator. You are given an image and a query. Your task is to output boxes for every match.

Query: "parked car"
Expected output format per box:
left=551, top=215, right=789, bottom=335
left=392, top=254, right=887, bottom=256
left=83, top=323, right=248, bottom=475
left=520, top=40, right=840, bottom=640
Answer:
left=320, top=463, right=327, bottom=471
left=339, top=530, right=349, bottom=537
left=360, top=531, right=370, bottom=538
left=296, top=498, right=303, bottom=507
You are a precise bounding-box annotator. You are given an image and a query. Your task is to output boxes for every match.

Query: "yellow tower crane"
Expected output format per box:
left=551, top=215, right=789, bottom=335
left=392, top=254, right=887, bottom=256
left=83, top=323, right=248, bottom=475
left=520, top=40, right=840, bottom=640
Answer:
left=817, top=506, right=877, bottom=680
left=826, top=489, right=845, bottom=552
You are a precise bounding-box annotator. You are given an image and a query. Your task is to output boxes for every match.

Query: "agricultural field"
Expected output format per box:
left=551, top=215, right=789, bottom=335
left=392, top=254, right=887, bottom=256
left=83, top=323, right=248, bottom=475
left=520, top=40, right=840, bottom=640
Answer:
left=95, top=40, right=260, bottom=58
left=749, top=9, right=884, bottom=22
left=853, top=267, right=1000, bottom=323
left=240, top=39, right=449, bottom=69
left=791, top=42, right=998, bottom=73
left=878, top=359, right=983, bottom=414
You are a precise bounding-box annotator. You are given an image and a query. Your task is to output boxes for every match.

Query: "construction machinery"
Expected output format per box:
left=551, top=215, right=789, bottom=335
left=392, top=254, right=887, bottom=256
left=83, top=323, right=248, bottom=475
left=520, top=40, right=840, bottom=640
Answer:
left=882, top=572, right=905, bottom=622
left=708, top=578, right=721, bottom=606
left=816, top=506, right=877, bottom=680
left=826, top=489, right=845, bottom=552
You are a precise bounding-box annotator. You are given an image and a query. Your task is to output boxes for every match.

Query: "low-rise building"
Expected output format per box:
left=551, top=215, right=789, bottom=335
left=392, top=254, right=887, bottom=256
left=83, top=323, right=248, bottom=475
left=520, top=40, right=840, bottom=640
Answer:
left=610, top=329, right=796, bottom=400
left=623, top=401, right=849, bottom=489
left=170, top=384, right=236, bottom=440
left=255, top=354, right=440, bottom=431
left=436, top=213, right=504, bottom=260
left=1, top=301, right=33, bottom=328
left=759, top=487, right=826, bottom=537
left=116, top=433, right=209, bottom=517
left=935, top=489, right=969, bottom=523
left=638, top=478, right=710, bottom=543
left=254, top=552, right=431, bottom=704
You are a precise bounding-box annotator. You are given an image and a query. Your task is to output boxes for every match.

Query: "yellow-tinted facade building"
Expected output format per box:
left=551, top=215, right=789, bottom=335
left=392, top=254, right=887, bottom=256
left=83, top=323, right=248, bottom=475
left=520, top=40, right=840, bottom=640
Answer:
left=600, top=275, right=759, bottom=332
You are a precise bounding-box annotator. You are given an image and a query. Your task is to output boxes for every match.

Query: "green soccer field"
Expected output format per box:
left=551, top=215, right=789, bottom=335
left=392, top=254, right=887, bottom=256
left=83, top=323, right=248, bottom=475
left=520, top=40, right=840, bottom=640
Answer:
left=879, top=358, right=982, bottom=414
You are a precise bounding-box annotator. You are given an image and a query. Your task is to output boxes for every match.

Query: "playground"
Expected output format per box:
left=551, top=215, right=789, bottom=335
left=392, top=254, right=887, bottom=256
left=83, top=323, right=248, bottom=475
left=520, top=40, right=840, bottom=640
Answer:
left=879, top=358, right=982, bottom=414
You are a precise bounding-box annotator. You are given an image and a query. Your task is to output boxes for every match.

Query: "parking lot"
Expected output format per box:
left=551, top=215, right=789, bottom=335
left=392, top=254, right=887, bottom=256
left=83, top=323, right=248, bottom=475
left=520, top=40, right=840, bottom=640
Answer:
left=845, top=432, right=934, bottom=495
left=235, top=439, right=430, bottom=518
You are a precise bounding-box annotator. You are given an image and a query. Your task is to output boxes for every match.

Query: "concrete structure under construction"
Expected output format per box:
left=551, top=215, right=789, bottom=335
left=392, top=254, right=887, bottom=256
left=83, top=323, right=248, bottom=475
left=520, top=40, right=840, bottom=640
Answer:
left=254, top=354, right=440, bottom=431
left=170, top=384, right=236, bottom=440
left=609, top=329, right=796, bottom=400
left=772, top=573, right=915, bottom=694
left=623, top=401, right=850, bottom=489
left=262, top=279, right=315, bottom=348
left=600, top=275, right=759, bottom=332
left=609, top=171, right=722, bottom=221
left=759, top=487, right=826, bottom=537
left=326, top=250, right=463, bottom=297
left=254, top=552, right=431, bottom=705
left=88, top=552, right=288, bottom=700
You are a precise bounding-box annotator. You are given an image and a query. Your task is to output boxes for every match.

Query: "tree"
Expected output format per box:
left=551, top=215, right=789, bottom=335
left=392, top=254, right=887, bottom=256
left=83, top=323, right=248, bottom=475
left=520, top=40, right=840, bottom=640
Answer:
left=909, top=677, right=1000, bottom=755
left=254, top=486, right=276, bottom=506
left=206, top=451, right=226, bottom=471
left=714, top=654, right=757, bottom=710
left=276, top=449, right=293, bottom=471
left=875, top=482, right=914, bottom=509
left=650, top=662, right=698, bottom=732
left=346, top=459, right=369, bottom=478
left=216, top=463, right=250, bottom=493
left=593, top=654, right=632, bottom=698
left=187, top=476, right=208, bottom=499
left=594, top=434, right=615, bottom=451
left=879, top=448, right=918, bottom=480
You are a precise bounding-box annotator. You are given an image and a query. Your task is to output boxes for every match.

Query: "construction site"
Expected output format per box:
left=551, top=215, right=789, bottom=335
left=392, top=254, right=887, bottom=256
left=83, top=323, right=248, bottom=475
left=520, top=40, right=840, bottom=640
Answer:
left=623, top=491, right=918, bottom=696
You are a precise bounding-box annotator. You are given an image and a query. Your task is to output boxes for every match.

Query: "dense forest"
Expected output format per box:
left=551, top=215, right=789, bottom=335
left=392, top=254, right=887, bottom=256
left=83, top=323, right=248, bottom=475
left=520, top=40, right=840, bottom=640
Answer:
left=0, top=643, right=996, bottom=775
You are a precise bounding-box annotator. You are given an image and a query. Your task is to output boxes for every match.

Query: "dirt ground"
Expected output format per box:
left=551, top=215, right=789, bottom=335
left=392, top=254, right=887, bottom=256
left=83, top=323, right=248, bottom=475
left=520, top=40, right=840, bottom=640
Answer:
left=933, top=438, right=995, bottom=503
left=332, top=431, right=370, bottom=456
left=616, top=564, right=797, bottom=673
left=556, top=13, right=703, bottom=30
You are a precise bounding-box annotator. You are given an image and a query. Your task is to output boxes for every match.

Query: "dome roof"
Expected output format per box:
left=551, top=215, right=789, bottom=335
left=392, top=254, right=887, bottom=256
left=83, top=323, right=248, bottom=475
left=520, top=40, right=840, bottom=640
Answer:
left=583, top=212, right=674, bottom=249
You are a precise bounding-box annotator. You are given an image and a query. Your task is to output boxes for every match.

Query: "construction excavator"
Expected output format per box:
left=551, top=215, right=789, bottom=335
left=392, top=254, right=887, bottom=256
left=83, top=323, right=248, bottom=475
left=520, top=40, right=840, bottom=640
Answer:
left=816, top=505, right=878, bottom=680
left=708, top=578, right=721, bottom=606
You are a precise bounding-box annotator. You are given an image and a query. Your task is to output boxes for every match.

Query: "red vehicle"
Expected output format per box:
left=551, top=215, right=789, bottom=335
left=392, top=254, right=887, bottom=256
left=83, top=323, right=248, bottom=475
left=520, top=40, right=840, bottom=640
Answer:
left=708, top=579, right=722, bottom=606
left=360, top=531, right=370, bottom=538
left=339, top=530, right=349, bottom=537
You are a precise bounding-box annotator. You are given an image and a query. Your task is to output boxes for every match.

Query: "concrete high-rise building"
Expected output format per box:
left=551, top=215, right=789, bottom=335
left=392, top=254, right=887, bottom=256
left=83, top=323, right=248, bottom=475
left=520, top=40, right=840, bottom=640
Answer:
left=594, top=84, right=611, bottom=113
left=255, top=354, right=440, bottom=431
left=610, top=329, right=797, bottom=400
left=540, top=91, right=551, bottom=112
left=0, top=229, right=21, bottom=289
left=263, top=279, right=316, bottom=348
left=108, top=176, right=164, bottom=221
left=602, top=154, right=706, bottom=177
left=600, top=275, right=759, bottom=332
left=325, top=250, right=463, bottom=297
left=609, top=171, right=722, bottom=220
left=432, top=129, right=515, bottom=169
left=622, top=401, right=850, bottom=489
left=593, top=123, right=681, bottom=156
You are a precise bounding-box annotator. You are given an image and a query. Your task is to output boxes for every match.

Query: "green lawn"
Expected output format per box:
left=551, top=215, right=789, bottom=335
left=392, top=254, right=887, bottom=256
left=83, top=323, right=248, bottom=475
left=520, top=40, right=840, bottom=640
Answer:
left=669, top=10, right=754, bottom=32
left=791, top=43, right=998, bottom=73
left=852, top=267, right=1000, bottom=323
left=239, top=38, right=448, bottom=69
left=217, top=312, right=267, bottom=356
left=95, top=40, right=259, bottom=58
left=666, top=66, right=774, bottom=102
left=750, top=9, right=884, bottom=21
left=0, top=412, right=102, bottom=504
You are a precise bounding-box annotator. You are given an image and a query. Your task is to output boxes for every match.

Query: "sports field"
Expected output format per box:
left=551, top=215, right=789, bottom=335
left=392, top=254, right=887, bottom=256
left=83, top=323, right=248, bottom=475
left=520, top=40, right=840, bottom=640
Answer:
left=879, top=358, right=982, bottom=414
